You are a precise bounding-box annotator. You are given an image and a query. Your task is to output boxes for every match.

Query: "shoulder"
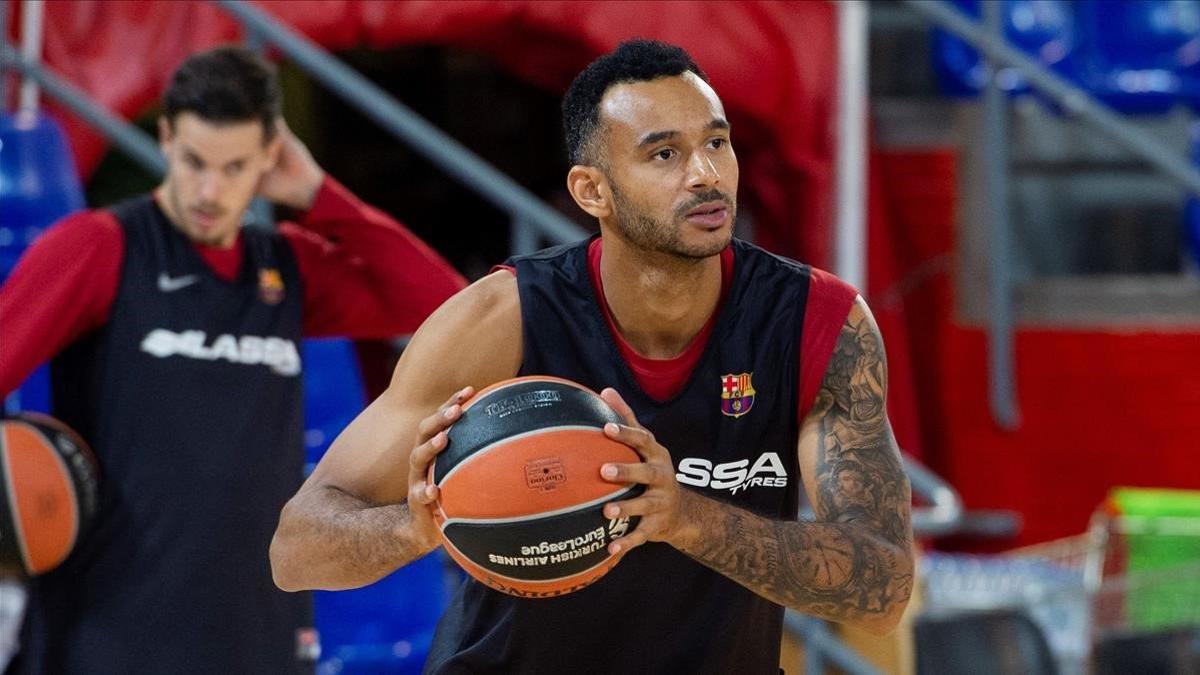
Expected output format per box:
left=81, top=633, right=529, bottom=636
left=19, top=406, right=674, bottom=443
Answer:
left=55, top=208, right=124, bottom=240
left=511, top=239, right=590, bottom=266
left=432, top=270, right=520, bottom=337
left=395, top=270, right=521, bottom=384
left=32, top=209, right=124, bottom=259
left=732, top=238, right=810, bottom=277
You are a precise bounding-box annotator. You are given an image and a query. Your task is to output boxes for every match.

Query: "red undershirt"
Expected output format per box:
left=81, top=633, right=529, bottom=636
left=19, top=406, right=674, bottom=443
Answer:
left=500, top=239, right=856, bottom=420
left=0, top=176, right=466, bottom=396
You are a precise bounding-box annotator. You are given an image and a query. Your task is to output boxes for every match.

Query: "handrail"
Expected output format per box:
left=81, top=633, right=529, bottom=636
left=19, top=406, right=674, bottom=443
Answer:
left=796, top=453, right=965, bottom=538
left=213, top=0, right=587, bottom=247
left=0, top=43, right=166, bottom=177
left=903, top=0, right=1200, bottom=430
left=784, top=612, right=881, bottom=675
left=904, top=454, right=964, bottom=537
left=903, top=0, right=1200, bottom=196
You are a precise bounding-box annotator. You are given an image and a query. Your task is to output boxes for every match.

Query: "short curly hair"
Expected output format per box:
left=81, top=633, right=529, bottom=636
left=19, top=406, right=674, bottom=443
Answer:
left=562, top=40, right=707, bottom=166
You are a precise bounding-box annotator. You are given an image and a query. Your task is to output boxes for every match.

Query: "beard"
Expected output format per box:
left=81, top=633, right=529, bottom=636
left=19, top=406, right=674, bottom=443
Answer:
left=608, top=180, right=735, bottom=260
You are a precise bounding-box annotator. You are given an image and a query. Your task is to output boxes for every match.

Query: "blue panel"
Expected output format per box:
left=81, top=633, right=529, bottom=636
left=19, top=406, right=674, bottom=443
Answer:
left=313, top=553, right=460, bottom=675
left=302, top=337, right=368, bottom=467
left=302, top=338, right=455, bottom=672
left=1075, top=0, right=1199, bottom=113
left=0, top=113, right=85, bottom=414
left=931, top=0, right=1078, bottom=98
left=1185, top=122, right=1200, bottom=267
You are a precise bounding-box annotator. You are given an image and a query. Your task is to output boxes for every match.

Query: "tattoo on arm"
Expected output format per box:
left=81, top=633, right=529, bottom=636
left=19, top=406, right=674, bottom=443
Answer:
left=678, top=306, right=914, bottom=626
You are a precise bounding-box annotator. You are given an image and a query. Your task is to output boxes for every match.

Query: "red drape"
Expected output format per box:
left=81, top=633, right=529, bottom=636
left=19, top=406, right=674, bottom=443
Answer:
left=10, top=0, right=924, bottom=458
left=23, top=0, right=837, bottom=267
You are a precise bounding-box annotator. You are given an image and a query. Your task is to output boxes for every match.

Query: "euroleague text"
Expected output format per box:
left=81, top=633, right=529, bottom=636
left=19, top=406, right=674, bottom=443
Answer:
left=484, top=390, right=562, bottom=418
left=484, top=526, right=609, bottom=568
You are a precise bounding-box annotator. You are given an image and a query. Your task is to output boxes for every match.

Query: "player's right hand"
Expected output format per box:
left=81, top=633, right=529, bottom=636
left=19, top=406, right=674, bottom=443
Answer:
left=406, top=386, right=474, bottom=549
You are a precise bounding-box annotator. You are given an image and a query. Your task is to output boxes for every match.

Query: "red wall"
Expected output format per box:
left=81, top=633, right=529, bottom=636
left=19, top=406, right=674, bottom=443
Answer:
left=877, top=149, right=1200, bottom=547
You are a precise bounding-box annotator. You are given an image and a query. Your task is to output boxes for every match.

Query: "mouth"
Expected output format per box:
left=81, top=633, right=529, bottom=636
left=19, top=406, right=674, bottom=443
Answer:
left=684, top=201, right=730, bottom=228
left=190, top=208, right=222, bottom=230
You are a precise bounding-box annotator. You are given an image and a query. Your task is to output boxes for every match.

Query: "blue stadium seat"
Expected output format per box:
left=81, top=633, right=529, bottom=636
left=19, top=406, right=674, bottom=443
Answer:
left=302, top=338, right=455, bottom=673
left=1073, top=0, right=1199, bottom=114
left=931, top=0, right=1077, bottom=98
left=1184, top=123, right=1200, bottom=269
left=0, top=112, right=86, bottom=414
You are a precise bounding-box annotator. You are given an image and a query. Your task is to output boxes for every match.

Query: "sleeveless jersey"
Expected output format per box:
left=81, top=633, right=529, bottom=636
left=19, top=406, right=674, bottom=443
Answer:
left=20, top=196, right=311, bottom=674
left=426, top=237, right=812, bottom=674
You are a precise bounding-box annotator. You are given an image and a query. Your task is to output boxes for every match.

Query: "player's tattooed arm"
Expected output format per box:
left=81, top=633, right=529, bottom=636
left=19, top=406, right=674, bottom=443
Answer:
left=674, top=298, right=914, bottom=634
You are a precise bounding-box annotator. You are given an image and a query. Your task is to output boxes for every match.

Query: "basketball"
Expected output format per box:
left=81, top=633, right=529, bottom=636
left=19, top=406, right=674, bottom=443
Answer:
left=429, top=376, right=644, bottom=598
left=0, top=413, right=100, bottom=577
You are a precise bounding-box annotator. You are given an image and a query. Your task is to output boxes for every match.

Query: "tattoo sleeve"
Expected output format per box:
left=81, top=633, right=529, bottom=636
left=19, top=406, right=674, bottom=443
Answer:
left=676, top=303, right=914, bottom=628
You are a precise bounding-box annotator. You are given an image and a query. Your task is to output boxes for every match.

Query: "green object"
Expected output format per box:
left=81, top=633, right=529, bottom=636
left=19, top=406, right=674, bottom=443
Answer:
left=1108, top=488, right=1200, bottom=630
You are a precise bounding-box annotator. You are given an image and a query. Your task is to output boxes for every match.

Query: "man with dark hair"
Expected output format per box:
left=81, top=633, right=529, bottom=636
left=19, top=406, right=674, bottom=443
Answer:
left=270, top=39, right=914, bottom=673
left=0, top=45, right=465, bottom=673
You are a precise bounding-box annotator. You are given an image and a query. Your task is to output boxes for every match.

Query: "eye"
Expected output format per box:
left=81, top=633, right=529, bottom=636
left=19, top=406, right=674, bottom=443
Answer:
left=224, top=162, right=245, bottom=177
left=184, top=154, right=203, bottom=170
left=709, top=138, right=728, bottom=150
left=653, top=148, right=676, bottom=161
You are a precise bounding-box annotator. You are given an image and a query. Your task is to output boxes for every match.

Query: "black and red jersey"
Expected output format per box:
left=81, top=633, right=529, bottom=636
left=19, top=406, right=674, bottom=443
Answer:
left=426, top=237, right=855, bottom=674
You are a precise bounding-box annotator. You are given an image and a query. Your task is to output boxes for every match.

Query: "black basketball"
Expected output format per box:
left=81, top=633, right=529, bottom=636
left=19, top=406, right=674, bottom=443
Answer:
left=429, top=376, right=644, bottom=598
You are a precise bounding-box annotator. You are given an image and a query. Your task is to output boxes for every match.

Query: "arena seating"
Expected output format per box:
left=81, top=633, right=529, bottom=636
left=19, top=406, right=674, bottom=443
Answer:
left=0, top=112, right=85, bottom=414
left=932, top=1, right=1200, bottom=110
left=302, top=338, right=453, bottom=673
left=931, top=0, right=1200, bottom=267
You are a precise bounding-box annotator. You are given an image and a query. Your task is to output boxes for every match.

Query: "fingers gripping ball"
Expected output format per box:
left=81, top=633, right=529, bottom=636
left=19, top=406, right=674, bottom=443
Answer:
left=429, top=377, right=643, bottom=598
left=0, top=413, right=100, bottom=577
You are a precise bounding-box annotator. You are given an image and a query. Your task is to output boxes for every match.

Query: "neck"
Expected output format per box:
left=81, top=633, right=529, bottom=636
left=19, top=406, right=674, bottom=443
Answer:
left=598, top=232, right=723, bottom=359
left=153, top=183, right=184, bottom=230
left=152, top=182, right=239, bottom=250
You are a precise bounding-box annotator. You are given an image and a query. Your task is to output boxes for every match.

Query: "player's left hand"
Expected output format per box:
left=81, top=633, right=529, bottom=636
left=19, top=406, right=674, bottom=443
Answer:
left=258, top=118, right=325, bottom=211
left=598, top=387, right=690, bottom=555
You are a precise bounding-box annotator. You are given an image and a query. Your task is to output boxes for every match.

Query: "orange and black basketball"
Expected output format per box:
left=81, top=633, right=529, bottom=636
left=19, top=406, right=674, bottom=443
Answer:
left=0, top=413, right=100, bottom=577
left=430, top=376, right=644, bottom=598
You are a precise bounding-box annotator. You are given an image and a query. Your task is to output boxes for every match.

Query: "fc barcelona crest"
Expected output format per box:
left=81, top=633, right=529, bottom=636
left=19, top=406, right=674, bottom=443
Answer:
left=258, top=268, right=285, bottom=305
left=720, top=372, right=756, bottom=418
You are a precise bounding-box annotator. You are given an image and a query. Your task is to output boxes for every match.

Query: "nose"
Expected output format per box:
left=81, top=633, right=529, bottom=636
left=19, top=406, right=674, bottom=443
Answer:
left=686, top=151, right=720, bottom=191
left=198, top=170, right=221, bottom=202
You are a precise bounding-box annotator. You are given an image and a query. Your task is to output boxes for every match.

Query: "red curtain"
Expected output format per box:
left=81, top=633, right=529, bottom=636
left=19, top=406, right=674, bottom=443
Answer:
left=14, top=0, right=924, bottom=456
left=25, top=0, right=836, bottom=264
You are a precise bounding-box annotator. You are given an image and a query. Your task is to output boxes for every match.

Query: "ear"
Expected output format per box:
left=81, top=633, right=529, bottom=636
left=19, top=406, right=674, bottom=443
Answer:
left=157, top=116, right=173, bottom=154
left=263, top=131, right=283, bottom=172
left=566, top=165, right=612, bottom=220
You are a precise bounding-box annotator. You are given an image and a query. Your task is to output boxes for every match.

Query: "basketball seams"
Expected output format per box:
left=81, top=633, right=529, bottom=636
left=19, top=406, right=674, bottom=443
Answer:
left=0, top=425, right=32, bottom=573
left=440, top=533, right=621, bottom=589
left=439, top=484, right=639, bottom=526
left=433, top=376, right=635, bottom=596
left=435, top=424, right=606, bottom=485
left=28, top=422, right=81, bottom=572
left=2, top=422, right=81, bottom=573
left=461, top=376, right=596, bottom=412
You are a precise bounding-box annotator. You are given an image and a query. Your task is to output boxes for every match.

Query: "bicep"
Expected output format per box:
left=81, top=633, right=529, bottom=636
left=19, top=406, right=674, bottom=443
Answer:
left=796, top=297, right=910, bottom=544
left=303, top=271, right=522, bottom=504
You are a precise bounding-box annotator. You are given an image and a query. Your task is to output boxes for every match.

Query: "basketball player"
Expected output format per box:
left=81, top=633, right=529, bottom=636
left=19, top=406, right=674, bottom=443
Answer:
left=271, top=40, right=914, bottom=673
left=0, top=47, right=464, bottom=673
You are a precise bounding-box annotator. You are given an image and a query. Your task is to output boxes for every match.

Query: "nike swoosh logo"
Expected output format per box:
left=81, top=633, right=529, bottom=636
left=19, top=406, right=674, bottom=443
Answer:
left=157, top=273, right=200, bottom=292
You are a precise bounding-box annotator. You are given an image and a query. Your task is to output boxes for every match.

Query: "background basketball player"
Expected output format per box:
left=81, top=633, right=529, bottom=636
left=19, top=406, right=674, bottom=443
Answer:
left=0, top=46, right=464, bottom=673
left=270, top=40, right=913, bottom=673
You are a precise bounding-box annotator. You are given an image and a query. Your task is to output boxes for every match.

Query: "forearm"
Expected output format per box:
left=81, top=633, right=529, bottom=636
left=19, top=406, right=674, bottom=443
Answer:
left=270, top=484, right=437, bottom=592
left=673, top=489, right=914, bottom=634
left=287, top=178, right=464, bottom=338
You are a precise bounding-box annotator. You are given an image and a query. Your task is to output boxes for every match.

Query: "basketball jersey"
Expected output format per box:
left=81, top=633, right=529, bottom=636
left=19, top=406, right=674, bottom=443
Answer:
left=19, top=196, right=311, bottom=674
left=425, top=237, right=811, bottom=674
